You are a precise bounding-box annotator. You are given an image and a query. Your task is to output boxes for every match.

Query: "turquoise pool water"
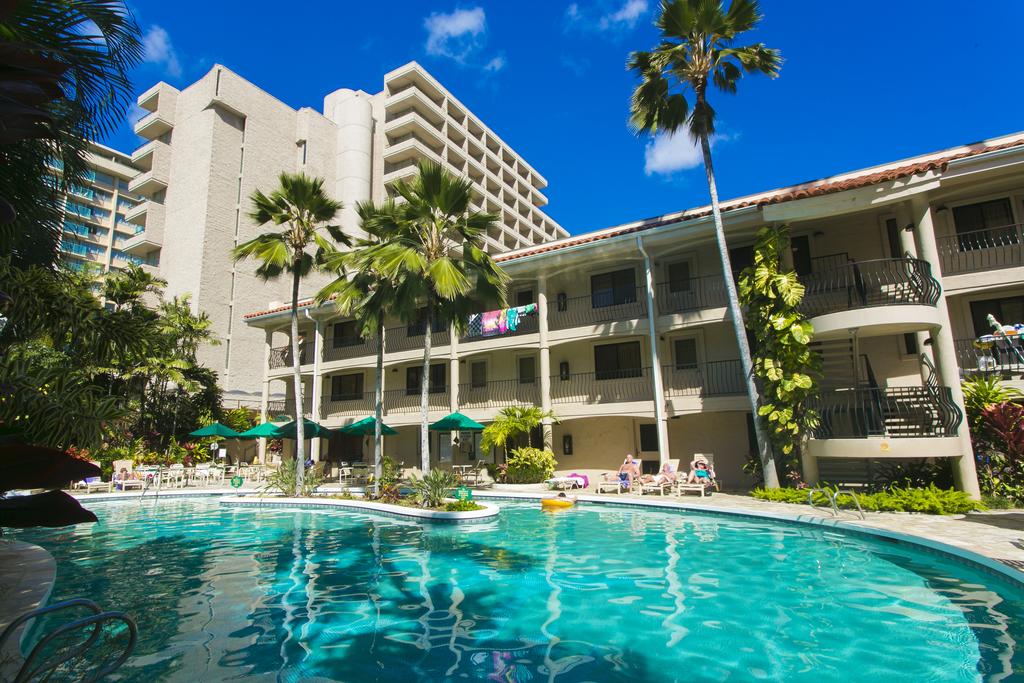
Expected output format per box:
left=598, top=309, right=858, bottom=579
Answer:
left=14, top=498, right=1024, bottom=682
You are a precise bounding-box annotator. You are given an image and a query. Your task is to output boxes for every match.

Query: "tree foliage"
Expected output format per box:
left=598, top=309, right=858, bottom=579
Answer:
left=481, top=406, right=558, bottom=452
left=737, top=225, right=819, bottom=463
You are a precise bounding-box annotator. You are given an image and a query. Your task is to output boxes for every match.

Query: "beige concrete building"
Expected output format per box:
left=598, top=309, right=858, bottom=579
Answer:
left=49, top=142, right=150, bottom=275
left=245, top=130, right=1024, bottom=497
left=126, top=62, right=566, bottom=402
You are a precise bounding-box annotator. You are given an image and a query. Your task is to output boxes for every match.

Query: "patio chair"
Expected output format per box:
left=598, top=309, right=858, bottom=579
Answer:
left=597, top=459, right=643, bottom=494
left=676, top=453, right=717, bottom=497
left=193, top=463, right=212, bottom=487
left=641, top=459, right=680, bottom=496
left=163, top=464, right=186, bottom=488
left=111, top=459, right=143, bottom=492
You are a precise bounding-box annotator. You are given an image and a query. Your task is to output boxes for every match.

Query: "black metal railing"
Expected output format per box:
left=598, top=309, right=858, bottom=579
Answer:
left=955, top=337, right=1024, bottom=375
left=268, top=341, right=315, bottom=369
left=383, top=388, right=450, bottom=413
left=266, top=396, right=312, bottom=418
left=937, top=224, right=1024, bottom=275
left=383, top=325, right=450, bottom=353
left=798, top=258, right=940, bottom=318
left=460, top=309, right=539, bottom=341
left=807, top=386, right=962, bottom=439
left=655, top=276, right=728, bottom=315
left=550, top=367, right=653, bottom=404
left=549, top=287, right=647, bottom=330
left=322, top=392, right=375, bottom=417
left=323, top=336, right=379, bottom=362
left=458, top=378, right=540, bottom=408
left=663, top=360, right=746, bottom=397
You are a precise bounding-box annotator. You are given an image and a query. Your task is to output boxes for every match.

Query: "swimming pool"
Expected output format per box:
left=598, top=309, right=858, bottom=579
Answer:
left=14, top=497, right=1024, bottom=682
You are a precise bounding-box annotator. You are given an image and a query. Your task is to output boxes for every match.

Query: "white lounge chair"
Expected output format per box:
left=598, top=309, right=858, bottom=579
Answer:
left=676, top=453, right=717, bottom=497
left=641, top=459, right=680, bottom=496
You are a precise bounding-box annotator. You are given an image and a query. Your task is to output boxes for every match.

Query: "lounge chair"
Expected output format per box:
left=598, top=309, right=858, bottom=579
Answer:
left=597, top=460, right=643, bottom=494
left=548, top=473, right=588, bottom=490
left=74, top=460, right=111, bottom=493
left=676, top=453, right=717, bottom=497
left=111, top=459, right=144, bottom=492
left=641, top=459, right=680, bottom=496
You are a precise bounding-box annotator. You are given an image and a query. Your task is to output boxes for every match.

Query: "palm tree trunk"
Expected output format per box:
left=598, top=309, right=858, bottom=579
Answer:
left=699, top=133, right=780, bottom=489
left=374, top=317, right=384, bottom=485
left=290, top=263, right=306, bottom=493
left=420, top=306, right=433, bottom=474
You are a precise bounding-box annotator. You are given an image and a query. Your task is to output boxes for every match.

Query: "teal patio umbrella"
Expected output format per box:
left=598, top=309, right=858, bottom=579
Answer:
left=189, top=422, right=241, bottom=439
left=339, top=416, right=398, bottom=436
left=275, top=419, right=332, bottom=439
left=238, top=422, right=284, bottom=439
left=429, top=412, right=485, bottom=431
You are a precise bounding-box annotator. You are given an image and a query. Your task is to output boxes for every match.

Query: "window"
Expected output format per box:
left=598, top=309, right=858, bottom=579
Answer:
left=639, top=424, right=658, bottom=452
left=674, top=338, right=698, bottom=370
left=594, top=341, right=642, bottom=380
left=471, top=361, right=487, bottom=388
left=331, top=374, right=363, bottom=401
left=406, top=364, right=446, bottom=395
left=953, top=198, right=1017, bottom=249
left=902, top=333, right=918, bottom=357
left=790, top=235, right=812, bottom=276
left=515, top=289, right=533, bottom=307
left=729, top=245, right=754, bottom=276
left=332, top=320, right=361, bottom=348
left=970, top=296, right=1024, bottom=336
left=667, top=262, right=692, bottom=293
left=518, top=356, right=536, bottom=384
left=885, top=217, right=903, bottom=258
left=590, top=268, right=636, bottom=308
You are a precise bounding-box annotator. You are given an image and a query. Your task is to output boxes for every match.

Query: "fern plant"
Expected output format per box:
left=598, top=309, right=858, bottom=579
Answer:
left=409, top=469, right=458, bottom=508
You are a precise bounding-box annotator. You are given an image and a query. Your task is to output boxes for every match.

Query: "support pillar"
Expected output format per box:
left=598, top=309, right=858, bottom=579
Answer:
left=449, top=324, right=460, bottom=460
left=258, top=329, right=272, bottom=463
left=537, top=275, right=554, bottom=451
left=637, top=236, right=671, bottom=467
left=911, top=195, right=981, bottom=499
left=310, top=316, right=324, bottom=462
left=896, top=205, right=937, bottom=383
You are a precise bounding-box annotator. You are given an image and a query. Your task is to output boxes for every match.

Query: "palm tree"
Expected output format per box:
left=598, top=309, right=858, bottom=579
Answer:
left=372, top=161, right=508, bottom=473
left=316, top=200, right=412, bottom=484
left=103, top=264, right=167, bottom=311
left=232, top=172, right=346, bottom=489
left=481, top=406, right=559, bottom=453
left=628, top=0, right=783, bottom=488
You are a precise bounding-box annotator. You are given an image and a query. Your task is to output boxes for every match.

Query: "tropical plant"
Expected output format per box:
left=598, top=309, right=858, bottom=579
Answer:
left=317, top=200, right=412, bottom=483
left=444, top=500, right=483, bottom=512
left=368, top=161, right=509, bottom=473
left=871, top=459, right=954, bottom=491
left=481, top=406, right=559, bottom=452
left=737, top=225, right=819, bottom=471
left=504, top=447, right=558, bottom=484
left=103, top=264, right=166, bottom=311
left=262, top=461, right=324, bottom=498
left=409, top=468, right=459, bottom=508
left=752, top=484, right=984, bottom=515
left=372, top=455, right=402, bottom=503
left=628, top=0, right=782, bottom=487
left=962, top=375, right=1022, bottom=439
left=232, top=172, right=347, bottom=488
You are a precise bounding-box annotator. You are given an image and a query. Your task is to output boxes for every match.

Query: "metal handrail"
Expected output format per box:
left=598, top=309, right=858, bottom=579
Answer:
left=458, top=378, right=540, bottom=408
left=655, top=276, right=728, bottom=314
left=807, top=386, right=962, bottom=439
left=549, top=286, right=647, bottom=330
left=806, top=487, right=838, bottom=516
left=799, top=258, right=940, bottom=318
left=550, top=367, right=653, bottom=404
left=936, top=223, right=1024, bottom=275
left=832, top=489, right=866, bottom=520
left=268, top=341, right=315, bottom=369
left=662, top=360, right=745, bottom=397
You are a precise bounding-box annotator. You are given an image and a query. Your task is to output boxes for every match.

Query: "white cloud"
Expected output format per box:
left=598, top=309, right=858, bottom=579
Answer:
left=142, top=25, right=181, bottom=78
left=127, top=103, right=147, bottom=126
left=644, top=131, right=729, bottom=176
left=424, top=7, right=486, bottom=62
left=566, top=3, right=581, bottom=21
left=599, top=0, right=648, bottom=29
left=483, top=55, right=506, bottom=72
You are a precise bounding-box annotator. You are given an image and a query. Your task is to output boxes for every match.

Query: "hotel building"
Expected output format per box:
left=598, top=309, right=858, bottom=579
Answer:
left=126, top=61, right=566, bottom=401
left=244, top=130, right=1024, bottom=497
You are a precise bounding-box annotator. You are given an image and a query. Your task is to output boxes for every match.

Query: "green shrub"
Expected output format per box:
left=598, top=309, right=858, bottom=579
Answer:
left=505, top=447, right=557, bottom=484
left=444, top=500, right=484, bottom=512
left=371, top=455, right=402, bottom=503
left=262, top=463, right=324, bottom=497
left=752, top=484, right=984, bottom=515
left=410, top=469, right=459, bottom=508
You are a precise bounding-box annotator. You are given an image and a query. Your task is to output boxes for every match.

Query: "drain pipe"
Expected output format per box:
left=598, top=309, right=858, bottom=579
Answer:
left=303, top=309, right=323, bottom=463
left=636, top=235, right=670, bottom=468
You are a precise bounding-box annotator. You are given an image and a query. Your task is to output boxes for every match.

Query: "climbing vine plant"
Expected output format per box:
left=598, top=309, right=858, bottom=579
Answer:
left=737, top=225, right=820, bottom=468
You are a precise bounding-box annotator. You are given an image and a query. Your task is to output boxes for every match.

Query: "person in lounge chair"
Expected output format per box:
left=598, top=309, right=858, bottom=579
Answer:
left=641, top=461, right=677, bottom=486
left=114, top=467, right=133, bottom=491
left=603, top=453, right=641, bottom=490
left=686, top=457, right=716, bottom=489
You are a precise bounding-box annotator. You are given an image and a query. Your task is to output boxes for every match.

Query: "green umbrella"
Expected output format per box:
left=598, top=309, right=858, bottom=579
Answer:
left=339, top=416, right=398, bottom=436
left=275, top=418, right=332, bottom=439
left=189, top=422, right=241, bottom=439
left=429, top=412, right=485, bottom=431
left=238, top=422, right=284, bottom=439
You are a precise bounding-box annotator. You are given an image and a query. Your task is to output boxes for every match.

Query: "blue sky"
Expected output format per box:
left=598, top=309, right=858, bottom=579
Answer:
left=107, top=0, right=1024, bottom=236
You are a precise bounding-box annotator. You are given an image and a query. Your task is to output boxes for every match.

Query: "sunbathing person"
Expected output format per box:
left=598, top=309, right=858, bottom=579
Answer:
left=603, top=453, right=641, bottom=490
left=686, top=457, right=716, bottom=488
left=641, top=461, right=677, bottom=486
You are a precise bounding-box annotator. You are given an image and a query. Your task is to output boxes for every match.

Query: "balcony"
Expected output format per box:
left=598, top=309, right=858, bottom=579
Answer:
left=267, top=397, right=313, bottom=418
left=549, top=288, right=647, bottom=331
left=323, top=336, right=379, bottom=363
left=268, top=341, right=316, bottom=369
left=321, top=392, right=374, bottom=418
left=955, top=337, right=1024, bottom=377
left=384, top=325, right=449, bottom=354
left=120, top=203, right=164, bottom=255
left=458, top=379, right=540, bottom=409
left=128, top=140, right=170, bottom=197
left=937, top=224, right=1024, bottom=276
left=124, top=199, right=149, bottom=223
left=133, top=110, right=173, bottom=139
left=383, top=388, right=450, bottom=413
left=551, top=368, right=653, bottom=405
left=656, top=276, right=728, bottom=315
left=807, top=386, right=962, bottom=439
left=663, top=360, right=745, bottom=398
left=460, top=307, right=539, bottom=342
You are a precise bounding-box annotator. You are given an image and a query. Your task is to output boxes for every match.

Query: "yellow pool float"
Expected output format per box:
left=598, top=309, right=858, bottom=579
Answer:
left=541, top=497, right=576, bottom=510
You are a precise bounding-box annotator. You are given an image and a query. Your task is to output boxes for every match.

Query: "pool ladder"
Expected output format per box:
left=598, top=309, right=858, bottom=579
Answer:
left=0, top=598, right=137, bottom=682
left=807, top=487, right=865, bottom=520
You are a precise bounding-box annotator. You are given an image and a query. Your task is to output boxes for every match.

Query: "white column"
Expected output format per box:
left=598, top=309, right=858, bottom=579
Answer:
left=258, top=329, right=272, bottom=463
left=896, top=204, right=936, bottom=382
left=911, top=194, right=981, bottom=499
left=310, top=317, right=324, bottom=462
left=537, top=275, right=554, bottom=451
left=637, top=236, right=670, bottom=467
left=449, top=323, right=460, bottom=412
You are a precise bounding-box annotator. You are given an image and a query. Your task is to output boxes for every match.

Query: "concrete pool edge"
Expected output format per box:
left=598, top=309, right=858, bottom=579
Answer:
left=0, top=541, right=56, bottom=679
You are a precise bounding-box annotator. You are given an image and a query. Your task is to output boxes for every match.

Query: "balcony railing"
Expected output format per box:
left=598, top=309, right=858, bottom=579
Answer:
left=806, top=386, right=962, bottom=439
left=460, top=308, right=539, bottom=341
left=798, top=258, right=940, bottom=318
left=266, top=397, right=312, bottom=418
left=458, top=378, right=540, bottom=409
left=383, top=325, right=450, bottom=353
left=549, top=287, right=647, bottom=331
left=955, top=337, right=1024, bottom=375
left=656, top=276, right=728, bottom=315
left=268, top=341, right=315, bottom=369
left=383, top=388, right=450, bottom=413
left=937, top=224, right=1024, bottom=275
left=551, top=367, right=653, bottom=404
left=321, top=392, right=375, bottom=417
left=663, top=360, right=746, bottom=397
left=323, top=337, right=379, bottom=362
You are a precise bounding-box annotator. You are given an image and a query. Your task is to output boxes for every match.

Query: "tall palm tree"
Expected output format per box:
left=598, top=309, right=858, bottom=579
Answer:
left=372, top=161, right=508, bottom=473
left=232, top=172, right=346, bottom=489
left=316, top=200, right=412, bottom=484
left=628, top=0, right=783, bottom=488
